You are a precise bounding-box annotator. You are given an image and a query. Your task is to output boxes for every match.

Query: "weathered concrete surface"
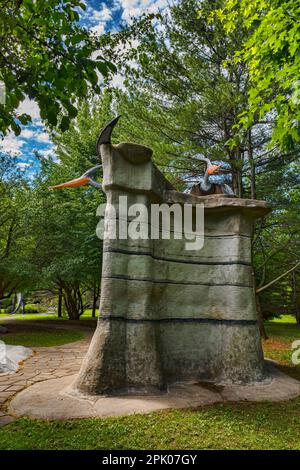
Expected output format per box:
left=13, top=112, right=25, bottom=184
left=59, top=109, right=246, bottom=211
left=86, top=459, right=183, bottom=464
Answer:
left=9, top=362, right=300, bottom=420
left=73, top=140, right=271, bottom=395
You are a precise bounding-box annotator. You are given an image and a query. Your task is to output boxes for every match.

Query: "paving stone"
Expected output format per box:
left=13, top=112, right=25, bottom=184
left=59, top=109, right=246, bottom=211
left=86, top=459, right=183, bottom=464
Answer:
left=6, top=385, right=24, bottom=392
left=0, top=415, right=16, bottom=426
left=0, top=326, right=90, bottom=424
left=0, top=391, right=13, bottom=397
left=0, top=378, right=10, bottom=384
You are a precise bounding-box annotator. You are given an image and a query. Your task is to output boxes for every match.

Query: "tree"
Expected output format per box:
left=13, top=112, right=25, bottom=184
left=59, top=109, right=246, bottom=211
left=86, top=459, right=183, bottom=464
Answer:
left=253, top=154, right=300, bottom=329
left=27, top=93, right=117, bottom=319
left=106, top=0, right=258, bottom=197
left=0, top=153, right=36, bottom=302
left=213, top=0, right=300, bottom=150
left=0, top=0, right=116, bottom=136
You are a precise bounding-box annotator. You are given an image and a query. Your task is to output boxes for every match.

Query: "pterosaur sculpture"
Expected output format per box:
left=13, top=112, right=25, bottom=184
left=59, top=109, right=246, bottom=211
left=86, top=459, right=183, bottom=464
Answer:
left=190, top=156, right=234, bottom=196
left=51, top=117, right=270, bottom=396
left=49, top=117, right=120, bottom=190
left=50, top=165, right=102, bottom=190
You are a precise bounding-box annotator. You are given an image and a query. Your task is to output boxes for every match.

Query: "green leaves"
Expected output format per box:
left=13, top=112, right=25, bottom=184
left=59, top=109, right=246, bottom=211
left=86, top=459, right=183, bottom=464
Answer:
left=216, top=0, right=300, bottom=150
left=60, top=116, right=71, bottom=132
left=0, top=0, right=117, bottom=137
left=18, top=113, right=32, bottom=125
left=11, top=122, right=21, bottom=136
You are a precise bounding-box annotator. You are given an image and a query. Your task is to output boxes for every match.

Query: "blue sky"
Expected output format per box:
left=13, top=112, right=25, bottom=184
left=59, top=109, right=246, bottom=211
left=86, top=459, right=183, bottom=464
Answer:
left=0, top=0, right=168, bottom=177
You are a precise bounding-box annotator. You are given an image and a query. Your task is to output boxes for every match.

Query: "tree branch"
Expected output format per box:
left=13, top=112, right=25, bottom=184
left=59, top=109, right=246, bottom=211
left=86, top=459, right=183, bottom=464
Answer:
left=256, top=261, right=300, bottom=294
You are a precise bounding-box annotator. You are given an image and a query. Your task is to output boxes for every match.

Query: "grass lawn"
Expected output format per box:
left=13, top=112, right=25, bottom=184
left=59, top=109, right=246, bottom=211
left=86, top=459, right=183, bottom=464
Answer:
left=0, top=329, right=85, bottom=347
left=0, top=308, right=98, bottom=321
left=270, top=314, right=297, bottom=324
left=0, top=318, right=299, bottom=450
left=263, top=320, right=300, bottom=382
left=0, top=313, right=59, bottom=321
left=1, top=399, right=300, bottom=450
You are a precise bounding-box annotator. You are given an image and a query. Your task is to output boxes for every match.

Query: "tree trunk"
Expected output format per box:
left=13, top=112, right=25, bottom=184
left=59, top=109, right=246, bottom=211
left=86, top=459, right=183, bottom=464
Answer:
left=292, top=271, right=300, bottom=327
left=92, top=282, right=100, bottom=318
left=296, top=308, right=300, bottom=327
left=57, top=287, right=62, bottom=318
left=248, top=129, right=256, bottom=199
left=62, top=283, right=83, bottom=320
left=92, top=295, right=97, bottom=318
left=230, top=148, right=243, bottom=198
left=256, top=293, right=268, bottom=340
left=252, top=250, right=268, bottom=340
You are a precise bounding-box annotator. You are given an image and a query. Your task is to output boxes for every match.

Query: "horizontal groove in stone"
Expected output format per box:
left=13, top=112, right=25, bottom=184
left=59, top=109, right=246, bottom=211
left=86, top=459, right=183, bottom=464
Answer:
left=102, top=274, right=252, bottom=288
left=98, top=316, right=258, bottom=326
left=103, top=247, right=252, bottom=266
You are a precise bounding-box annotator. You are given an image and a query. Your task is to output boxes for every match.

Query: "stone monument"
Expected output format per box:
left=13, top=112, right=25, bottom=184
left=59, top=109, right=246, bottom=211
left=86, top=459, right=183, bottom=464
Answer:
left=62, top=118, right=271, bottom=395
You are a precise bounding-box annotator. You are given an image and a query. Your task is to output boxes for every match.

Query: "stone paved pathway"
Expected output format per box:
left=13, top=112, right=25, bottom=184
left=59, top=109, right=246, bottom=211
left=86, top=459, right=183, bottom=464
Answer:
left=0, top=328, right=92, bottom=426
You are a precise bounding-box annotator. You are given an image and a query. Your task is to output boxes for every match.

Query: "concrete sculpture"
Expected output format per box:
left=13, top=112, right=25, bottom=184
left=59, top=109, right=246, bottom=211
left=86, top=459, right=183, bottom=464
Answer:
left=190, top=156, right=234, bottom=196
left=53, top=117, right=270, bottom=396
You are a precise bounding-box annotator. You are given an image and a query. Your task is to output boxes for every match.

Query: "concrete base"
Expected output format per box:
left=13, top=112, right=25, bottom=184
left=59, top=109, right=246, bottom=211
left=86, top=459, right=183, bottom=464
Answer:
left=9, top=362, right=300, bottom=420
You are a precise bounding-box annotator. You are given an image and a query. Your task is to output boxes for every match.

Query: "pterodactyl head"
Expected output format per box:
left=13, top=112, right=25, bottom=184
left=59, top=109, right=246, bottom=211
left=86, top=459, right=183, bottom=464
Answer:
left=195, top=155, right=222, bottom=175
left=49, top=116, right=121, bottom=190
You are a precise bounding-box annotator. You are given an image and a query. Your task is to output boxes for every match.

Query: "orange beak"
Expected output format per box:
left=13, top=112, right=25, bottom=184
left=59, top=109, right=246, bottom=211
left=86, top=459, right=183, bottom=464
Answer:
left=207, top=164, right=221, bottom=175
left=49, top=175, right=91, bottom=190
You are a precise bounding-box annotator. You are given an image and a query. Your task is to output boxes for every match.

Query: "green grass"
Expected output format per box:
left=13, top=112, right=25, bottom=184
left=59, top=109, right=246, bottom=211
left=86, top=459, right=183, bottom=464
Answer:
left=0, top=308, right=98, bottom=321
left=0, top=329, right=84, bottom=347
left=263, top=322, right=300, bottom=380
left=1, top=400, right=300, bottom=450
left=0, top=321, right=300, bottom=450
left=265, top=321, right=300, bottom=343
left=270, top=314, right=297, bottom=324
left=0, top=313, right=57, bottom=321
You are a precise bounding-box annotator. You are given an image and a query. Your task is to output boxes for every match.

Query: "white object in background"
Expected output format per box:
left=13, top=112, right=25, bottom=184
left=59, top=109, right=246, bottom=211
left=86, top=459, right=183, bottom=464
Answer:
left=0, top=341, right=33, bottom=374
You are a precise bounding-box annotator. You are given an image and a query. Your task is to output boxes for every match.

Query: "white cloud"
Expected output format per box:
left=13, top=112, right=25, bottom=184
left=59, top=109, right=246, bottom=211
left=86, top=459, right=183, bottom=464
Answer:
left=91, top=22, right=106, bottom=35
left=92, top=4, right=112, bottom=21
left=36, top=132, right=50, bottom=143
left=17, top=98, right=41, bottom=121
left=21, top=129, right=34, bottom=139
left=81, top=2, right=113, bottom=37
left=0, top=133, right=25, bottom=155
left=41, top=148, right=54, bottom=158
left=118, top=0, right=168, bottom=22
left=111, top=73, right=125, bottom=89
left=16, top=162, right=31, bottom=169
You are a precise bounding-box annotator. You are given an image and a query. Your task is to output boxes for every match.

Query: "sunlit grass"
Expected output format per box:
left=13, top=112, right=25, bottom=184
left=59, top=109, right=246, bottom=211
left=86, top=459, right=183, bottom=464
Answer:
left=270, top=315, right=297, bottom=324
left=0, top=308, right=98, bottom=321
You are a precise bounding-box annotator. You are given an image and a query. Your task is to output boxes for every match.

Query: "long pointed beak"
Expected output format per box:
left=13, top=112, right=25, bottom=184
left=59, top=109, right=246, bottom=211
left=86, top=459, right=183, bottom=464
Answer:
left=207, top=164, right=222, bottom=175
left=49, top=175, right=91, bottom=190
